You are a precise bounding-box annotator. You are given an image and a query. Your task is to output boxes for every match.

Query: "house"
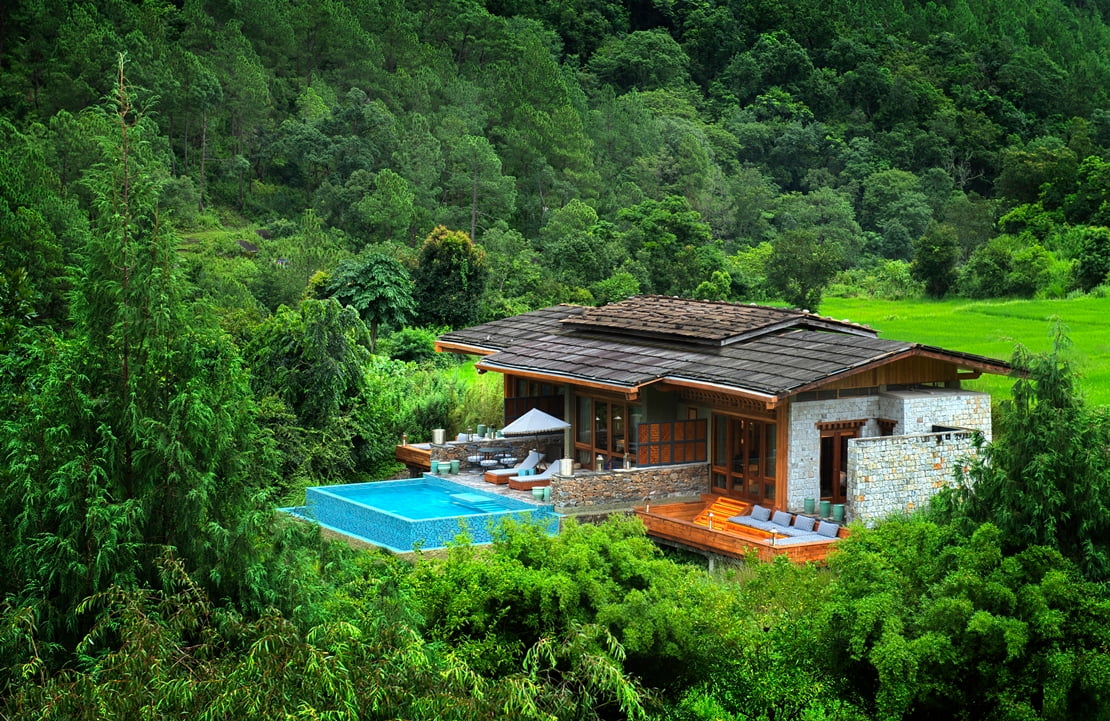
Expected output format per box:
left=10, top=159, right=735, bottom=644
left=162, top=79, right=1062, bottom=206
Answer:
left=429, top=295, right=1011, bottom=557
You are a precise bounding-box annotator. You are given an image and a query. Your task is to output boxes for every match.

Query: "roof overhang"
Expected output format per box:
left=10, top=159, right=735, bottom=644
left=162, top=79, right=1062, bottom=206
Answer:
left=435, top=340, right=499, bottom=356
left=783, top=344, right=1012, bottom=397
left=654, top=377, right=783, bottom=408
left=475, top=357, right=643, bottom=399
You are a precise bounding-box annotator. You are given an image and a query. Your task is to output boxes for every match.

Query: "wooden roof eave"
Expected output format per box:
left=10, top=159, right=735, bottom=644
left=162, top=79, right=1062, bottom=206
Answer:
left=782, top=345, right=1012, bottom=397
left=654, top=377, right=783, bottom=408
left=475, top=358, right=644, bottom=399
left=435, top=340, right=500, bottom=356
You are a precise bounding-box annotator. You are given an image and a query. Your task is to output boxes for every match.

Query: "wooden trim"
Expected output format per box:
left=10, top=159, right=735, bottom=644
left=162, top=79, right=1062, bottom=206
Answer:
left=657, top=378, right=780, bottom=407
left=477, top=364, right=640, bottom=399
left=676, top=387, right=777, bottom=418
left=775, top=404, right=789, bottom=507
left=435, top=340, right=498, bottom=355
left=787, top=347, right=1008, bottom=396
left=816, top=419, right=867, bottom=432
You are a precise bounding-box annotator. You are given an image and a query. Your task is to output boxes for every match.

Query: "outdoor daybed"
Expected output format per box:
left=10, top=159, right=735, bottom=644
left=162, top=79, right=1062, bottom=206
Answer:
left=507, top=462, right=557, bottom=490
left=727, top=505, right=842, bottom=545
left=483, top=450, right=545, bottom=484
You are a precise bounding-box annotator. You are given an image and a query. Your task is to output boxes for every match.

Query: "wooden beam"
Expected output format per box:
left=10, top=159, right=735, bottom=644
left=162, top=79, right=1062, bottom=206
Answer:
left=435, top=340, right=498, bottom=355
left=476, top=363, right=641, bottom=400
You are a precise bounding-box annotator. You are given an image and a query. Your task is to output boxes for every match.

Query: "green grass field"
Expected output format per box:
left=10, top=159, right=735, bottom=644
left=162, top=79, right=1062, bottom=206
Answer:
left=820, top=296, right=1110, bottom=406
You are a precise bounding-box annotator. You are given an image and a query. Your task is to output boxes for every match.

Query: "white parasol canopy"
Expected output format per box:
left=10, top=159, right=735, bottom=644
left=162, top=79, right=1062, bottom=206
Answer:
left=500, top=407, right=570, bottom=436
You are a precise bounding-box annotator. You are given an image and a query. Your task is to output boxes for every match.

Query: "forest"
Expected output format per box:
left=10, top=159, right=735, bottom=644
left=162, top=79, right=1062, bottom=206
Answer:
left=3, top=0, right=1110, bottom=718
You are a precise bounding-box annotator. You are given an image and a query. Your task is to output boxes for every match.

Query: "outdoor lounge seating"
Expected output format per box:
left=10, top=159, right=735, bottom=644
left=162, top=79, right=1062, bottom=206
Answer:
left=507, top=461, right=557, bottom=490
left=727, top=505, right=841, bottom=545
left=483, top=450, right=545, bottom=484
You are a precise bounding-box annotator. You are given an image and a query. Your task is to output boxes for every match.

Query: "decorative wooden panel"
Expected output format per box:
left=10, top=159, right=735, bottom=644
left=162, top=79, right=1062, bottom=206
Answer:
left=637, top=419, right=707, bottom=465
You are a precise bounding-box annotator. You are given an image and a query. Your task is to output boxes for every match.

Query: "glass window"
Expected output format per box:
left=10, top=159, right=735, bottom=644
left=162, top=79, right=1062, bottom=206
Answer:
left=595, top=402, right=608, bottom=451
left=764, top=423, right=777, bottom=478
left=576, top=397, right=591, bottom=444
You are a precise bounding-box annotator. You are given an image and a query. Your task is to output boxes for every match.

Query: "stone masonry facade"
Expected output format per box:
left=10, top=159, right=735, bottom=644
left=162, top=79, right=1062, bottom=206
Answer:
left=848, top=430, right=978, bottom=526
left=787, top=388, right=991, bottom=517
left=550, top=462, right=708, bottom=514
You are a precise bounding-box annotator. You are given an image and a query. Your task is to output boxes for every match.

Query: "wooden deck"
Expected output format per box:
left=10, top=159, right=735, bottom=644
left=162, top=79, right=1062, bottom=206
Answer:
left=634, top=495, right=846, bottom=563
left=395, top=443, right=431, bottom=471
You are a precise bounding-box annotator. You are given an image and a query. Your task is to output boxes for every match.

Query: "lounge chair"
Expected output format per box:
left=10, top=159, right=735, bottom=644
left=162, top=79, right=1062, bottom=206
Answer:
left=507, top=461, right=558, bottom=490
left=483, top=450, right=545, bottom=484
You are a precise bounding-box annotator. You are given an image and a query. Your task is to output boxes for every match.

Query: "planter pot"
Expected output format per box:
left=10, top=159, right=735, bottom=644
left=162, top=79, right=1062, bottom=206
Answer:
left=430, top=460, right=440, bottom=474
left=819, top=500, right=832, bottom=518
left=532, top=487, right=545, bottom=500
left=542, top=486, right=551, bottom=501
left=832, top=503, right=845, bottom=523
left=803, top=498, right=815, bottom=514
left=449, top=460, right=460, bottom=474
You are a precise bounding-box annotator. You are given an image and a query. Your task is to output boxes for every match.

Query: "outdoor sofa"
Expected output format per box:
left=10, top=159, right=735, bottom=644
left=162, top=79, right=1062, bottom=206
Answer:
left=727, top=505, right=841, bottom=545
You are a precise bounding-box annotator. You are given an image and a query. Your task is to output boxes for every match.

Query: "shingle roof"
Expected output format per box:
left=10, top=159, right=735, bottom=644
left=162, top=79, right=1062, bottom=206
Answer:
left=561, top=295, right=875, bottom=345
left=436, top=297, right=1011, bottom=399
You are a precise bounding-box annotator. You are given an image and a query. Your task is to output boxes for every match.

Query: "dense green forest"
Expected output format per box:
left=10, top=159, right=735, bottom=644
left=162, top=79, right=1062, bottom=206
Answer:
left=4, top=0, right=1110, bottom=718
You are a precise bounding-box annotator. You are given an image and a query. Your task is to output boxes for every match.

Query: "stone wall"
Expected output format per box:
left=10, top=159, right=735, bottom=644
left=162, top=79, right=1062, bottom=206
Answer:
left=429, top=433, right=563, bottom=466
left=786, top=389, right=991, bottom=513
left=551, top=463, right=708, bottom=513
left=786, top=395, right=883, bottom=510
left=892, top=389, right=992, bottom=441
left=848, top=430, right=978, bottom=526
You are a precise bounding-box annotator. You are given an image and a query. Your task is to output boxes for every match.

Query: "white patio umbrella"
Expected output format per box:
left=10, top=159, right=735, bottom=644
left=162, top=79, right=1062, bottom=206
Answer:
left=500, top=407, right=571, bottom=436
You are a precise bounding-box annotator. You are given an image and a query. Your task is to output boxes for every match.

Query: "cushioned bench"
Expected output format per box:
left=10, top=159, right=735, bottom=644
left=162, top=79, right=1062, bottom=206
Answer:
left=728, top=504, right=841, bottom=544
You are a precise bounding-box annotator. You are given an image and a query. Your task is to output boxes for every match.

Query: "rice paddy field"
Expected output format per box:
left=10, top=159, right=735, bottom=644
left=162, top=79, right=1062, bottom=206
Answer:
left=821, top=296, right=1110, bottom=406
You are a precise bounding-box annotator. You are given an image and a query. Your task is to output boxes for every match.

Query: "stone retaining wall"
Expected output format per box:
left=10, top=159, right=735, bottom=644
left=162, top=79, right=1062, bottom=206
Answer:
left=550, top=463, right=708, bottom=513
left=848, top=430, right=977, bottom=526
left=429, top=434, right=563, bottom=466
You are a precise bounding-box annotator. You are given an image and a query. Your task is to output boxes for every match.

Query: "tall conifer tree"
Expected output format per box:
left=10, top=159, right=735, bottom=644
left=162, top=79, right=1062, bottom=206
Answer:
left=3, top=58, right=278, bottom=648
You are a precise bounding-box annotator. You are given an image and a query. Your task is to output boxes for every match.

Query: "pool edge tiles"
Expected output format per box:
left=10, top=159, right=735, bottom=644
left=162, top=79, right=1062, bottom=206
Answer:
left=284, top=475, right=559, bottom=552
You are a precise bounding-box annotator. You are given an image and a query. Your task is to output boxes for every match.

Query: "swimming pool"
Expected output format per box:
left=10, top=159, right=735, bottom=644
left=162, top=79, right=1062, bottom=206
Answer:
left=286, top=475, right=559, bottom=552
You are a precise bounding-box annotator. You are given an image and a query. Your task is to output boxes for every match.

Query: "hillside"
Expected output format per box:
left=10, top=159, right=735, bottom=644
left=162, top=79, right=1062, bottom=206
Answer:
left=5, top=0, right=1110, bottom=328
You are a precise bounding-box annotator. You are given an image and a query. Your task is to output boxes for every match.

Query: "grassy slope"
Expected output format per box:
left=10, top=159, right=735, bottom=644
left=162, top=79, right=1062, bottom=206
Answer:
left=820, top=297, right=1110, bottom=406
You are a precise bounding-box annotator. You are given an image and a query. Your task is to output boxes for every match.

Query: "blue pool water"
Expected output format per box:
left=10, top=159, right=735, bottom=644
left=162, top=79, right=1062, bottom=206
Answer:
left=285, top=475, right=558, bottom=552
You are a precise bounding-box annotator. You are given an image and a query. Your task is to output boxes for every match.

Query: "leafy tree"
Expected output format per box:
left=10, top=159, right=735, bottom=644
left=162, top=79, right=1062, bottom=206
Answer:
left=911, top=222, right=960, bottom=297
left=942, top=327, right=1110, bottom=581
left=325, top=249, right=416, bottom=353
left=996, top=137, right=1078, bottom=207
left=591, top=271, right=642, bottom=306
left=617, top=195, right=719, bottom=295
left=766, top=228, right=843, bottom=310
left=823, top=518, right=1110, bottom=720
left=538, top=199, right=619, bottom=285
left=861, top=169, right=933, bottom=260
left=1071, top=226, right=1110, bottom=292
left=1064, top=155, right=1110, bottom=226
left=589, top=29, right=692, bottom=92
left=441, top=134, right=517, bottom=242
left=0, top=118, right=85, bottom=341
left=414, top=226, right=488, bottom=328
left=245, top=298, right=370, bottom=429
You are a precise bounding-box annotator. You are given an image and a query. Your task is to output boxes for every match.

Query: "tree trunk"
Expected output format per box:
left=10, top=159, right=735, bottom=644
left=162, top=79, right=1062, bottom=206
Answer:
left=198, top=113, right=207, bottom=213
